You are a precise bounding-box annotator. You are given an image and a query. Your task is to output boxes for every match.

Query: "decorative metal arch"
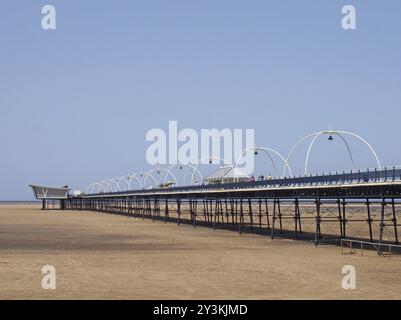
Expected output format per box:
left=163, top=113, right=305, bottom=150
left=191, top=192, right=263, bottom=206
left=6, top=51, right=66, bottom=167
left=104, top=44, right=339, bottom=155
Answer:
left=115, top=176, right=126, bottom=192
left=95, top=181, right=104, bottom=193
left=233, top=146, right=292, bottom=178
left=163, top=164, right=204, bottom=186
left=284, top=130, right=381, bottom=176
left=140, top=170, right=159, bottom=189
left=100, top=180, right=113, bottom=193
left=95, top=182, right=106, bottom=193
left=145, top=167, right=178, bottom=187
left=108, top=178, right=120, bottom=192
left=125, top=173, right=143, bottom=190
left=182, top=164, right=203, bottom=185
left=87, top=180, right=113, bottom=193
left=86, top=183, right=96, bottom=194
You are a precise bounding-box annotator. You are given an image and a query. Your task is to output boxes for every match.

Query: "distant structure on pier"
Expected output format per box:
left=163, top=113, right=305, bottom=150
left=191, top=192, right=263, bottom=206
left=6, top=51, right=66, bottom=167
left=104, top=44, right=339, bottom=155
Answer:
left=204, top=166, right=250, bottom=184
left=29, top=184, right=70, bottom=209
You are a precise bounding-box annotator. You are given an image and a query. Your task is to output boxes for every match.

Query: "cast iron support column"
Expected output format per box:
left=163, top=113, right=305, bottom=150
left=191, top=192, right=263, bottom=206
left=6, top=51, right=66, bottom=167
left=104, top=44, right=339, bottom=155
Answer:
left=366, top=199, right=373, bottom=242
left=265, top=199, right=270, bottom=230
left=378, top=197, right=386, bottom=255
left=213, top=199, right=217, bottom=230
left=248, top=198, right=253, bottom=230
left=337, top=198, right=343, bottom=238
left=193, top=199, right=197, bottom=228
left=271, top=198, right=276, bottom=239
left=294, top=198, right=299, bottom=238
left=392, top=198, right=398, bottom=244
left=315, top=197, right=321, bottom=247
left=177, top=199, right=181, bottom=225
left=225, top=199, right=229, bottom=225
left=342, top=198, right=347, bottom=238
left=239, top=198, right=243, bottom=234
left=277, top=199, right=283, bottom=235
left=164, top=199, right=169, bottom=223
left=203, top=199, right=207, bottom=223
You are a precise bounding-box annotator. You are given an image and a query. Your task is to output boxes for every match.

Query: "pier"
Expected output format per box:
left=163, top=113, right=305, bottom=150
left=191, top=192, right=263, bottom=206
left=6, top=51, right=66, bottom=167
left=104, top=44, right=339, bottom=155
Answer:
left=64, top=167, right=401, bottom=255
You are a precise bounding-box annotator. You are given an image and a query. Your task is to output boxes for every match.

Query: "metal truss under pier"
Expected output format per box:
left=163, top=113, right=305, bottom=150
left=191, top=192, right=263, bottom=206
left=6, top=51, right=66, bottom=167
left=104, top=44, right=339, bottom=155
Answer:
left=65, top=168, right=401, bottom=256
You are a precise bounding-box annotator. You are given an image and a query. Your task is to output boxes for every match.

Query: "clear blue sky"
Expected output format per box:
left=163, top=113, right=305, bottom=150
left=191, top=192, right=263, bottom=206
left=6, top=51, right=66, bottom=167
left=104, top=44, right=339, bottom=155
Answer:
left=1, top=0, right=401, bottom=200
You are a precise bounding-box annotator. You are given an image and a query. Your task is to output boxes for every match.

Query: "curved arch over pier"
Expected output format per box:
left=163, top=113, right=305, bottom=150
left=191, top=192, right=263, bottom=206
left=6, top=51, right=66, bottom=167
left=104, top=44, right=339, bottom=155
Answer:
left=284, top=130, right=381, bottom=176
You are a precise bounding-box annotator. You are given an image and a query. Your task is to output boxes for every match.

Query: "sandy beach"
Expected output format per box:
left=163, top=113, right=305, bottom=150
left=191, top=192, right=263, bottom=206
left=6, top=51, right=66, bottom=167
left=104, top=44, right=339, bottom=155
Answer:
left=0, top=203, right=400, bottom=300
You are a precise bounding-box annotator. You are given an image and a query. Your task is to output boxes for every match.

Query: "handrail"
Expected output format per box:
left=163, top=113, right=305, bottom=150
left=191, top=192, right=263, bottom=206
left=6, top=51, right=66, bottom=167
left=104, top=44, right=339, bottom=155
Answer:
left=341, top=238, right=401, bottom=257
left=82, top=166, right=401, bottom=197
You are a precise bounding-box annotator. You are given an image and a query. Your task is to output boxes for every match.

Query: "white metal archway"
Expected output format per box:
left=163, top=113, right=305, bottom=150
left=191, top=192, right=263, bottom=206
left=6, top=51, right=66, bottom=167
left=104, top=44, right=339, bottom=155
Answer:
left=100, top=180, right=113, bottom=193
left=144, top=167, right=179, bottom=188
left=284, top=130, right=381, bottom=176
left=233, top=146, right=292, bottom=178
left=140, top=170, right=160, bottom=189
left=86, top=182, right=105, bottom=194
left=163, top=164, right=204, bottom=186
left=125, top=173, right=143, bottom=190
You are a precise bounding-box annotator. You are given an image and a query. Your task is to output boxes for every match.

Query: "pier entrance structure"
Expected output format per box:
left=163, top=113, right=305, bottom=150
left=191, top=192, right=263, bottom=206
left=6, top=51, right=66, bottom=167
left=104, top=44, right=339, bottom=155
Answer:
left=29, top=185, right=70, bottom=209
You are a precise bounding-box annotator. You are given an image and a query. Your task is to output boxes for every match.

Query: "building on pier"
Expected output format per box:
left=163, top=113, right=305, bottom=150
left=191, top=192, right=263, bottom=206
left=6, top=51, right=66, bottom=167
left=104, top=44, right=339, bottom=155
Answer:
left=29, top=184, right=70, bottom=209
left=204, top=166, right=250, bottom=184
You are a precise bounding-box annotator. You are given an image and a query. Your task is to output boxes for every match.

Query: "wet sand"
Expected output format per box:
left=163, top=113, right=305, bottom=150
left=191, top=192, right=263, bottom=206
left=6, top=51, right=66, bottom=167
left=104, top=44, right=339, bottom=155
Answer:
left=0, top=204, right=400, bottom=299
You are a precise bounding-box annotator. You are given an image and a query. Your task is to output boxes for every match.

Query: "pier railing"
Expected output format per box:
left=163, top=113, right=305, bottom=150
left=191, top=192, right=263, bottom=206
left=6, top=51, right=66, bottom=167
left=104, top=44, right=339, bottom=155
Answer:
left=341, top=238, right=401, bottom=258
left=84, top=166, right=401, bottom=196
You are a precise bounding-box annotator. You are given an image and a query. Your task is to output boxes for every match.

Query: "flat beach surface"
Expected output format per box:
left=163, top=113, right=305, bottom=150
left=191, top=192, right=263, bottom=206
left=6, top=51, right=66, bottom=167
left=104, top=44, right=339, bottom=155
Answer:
left=0, top=204, right=400, bottom=299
